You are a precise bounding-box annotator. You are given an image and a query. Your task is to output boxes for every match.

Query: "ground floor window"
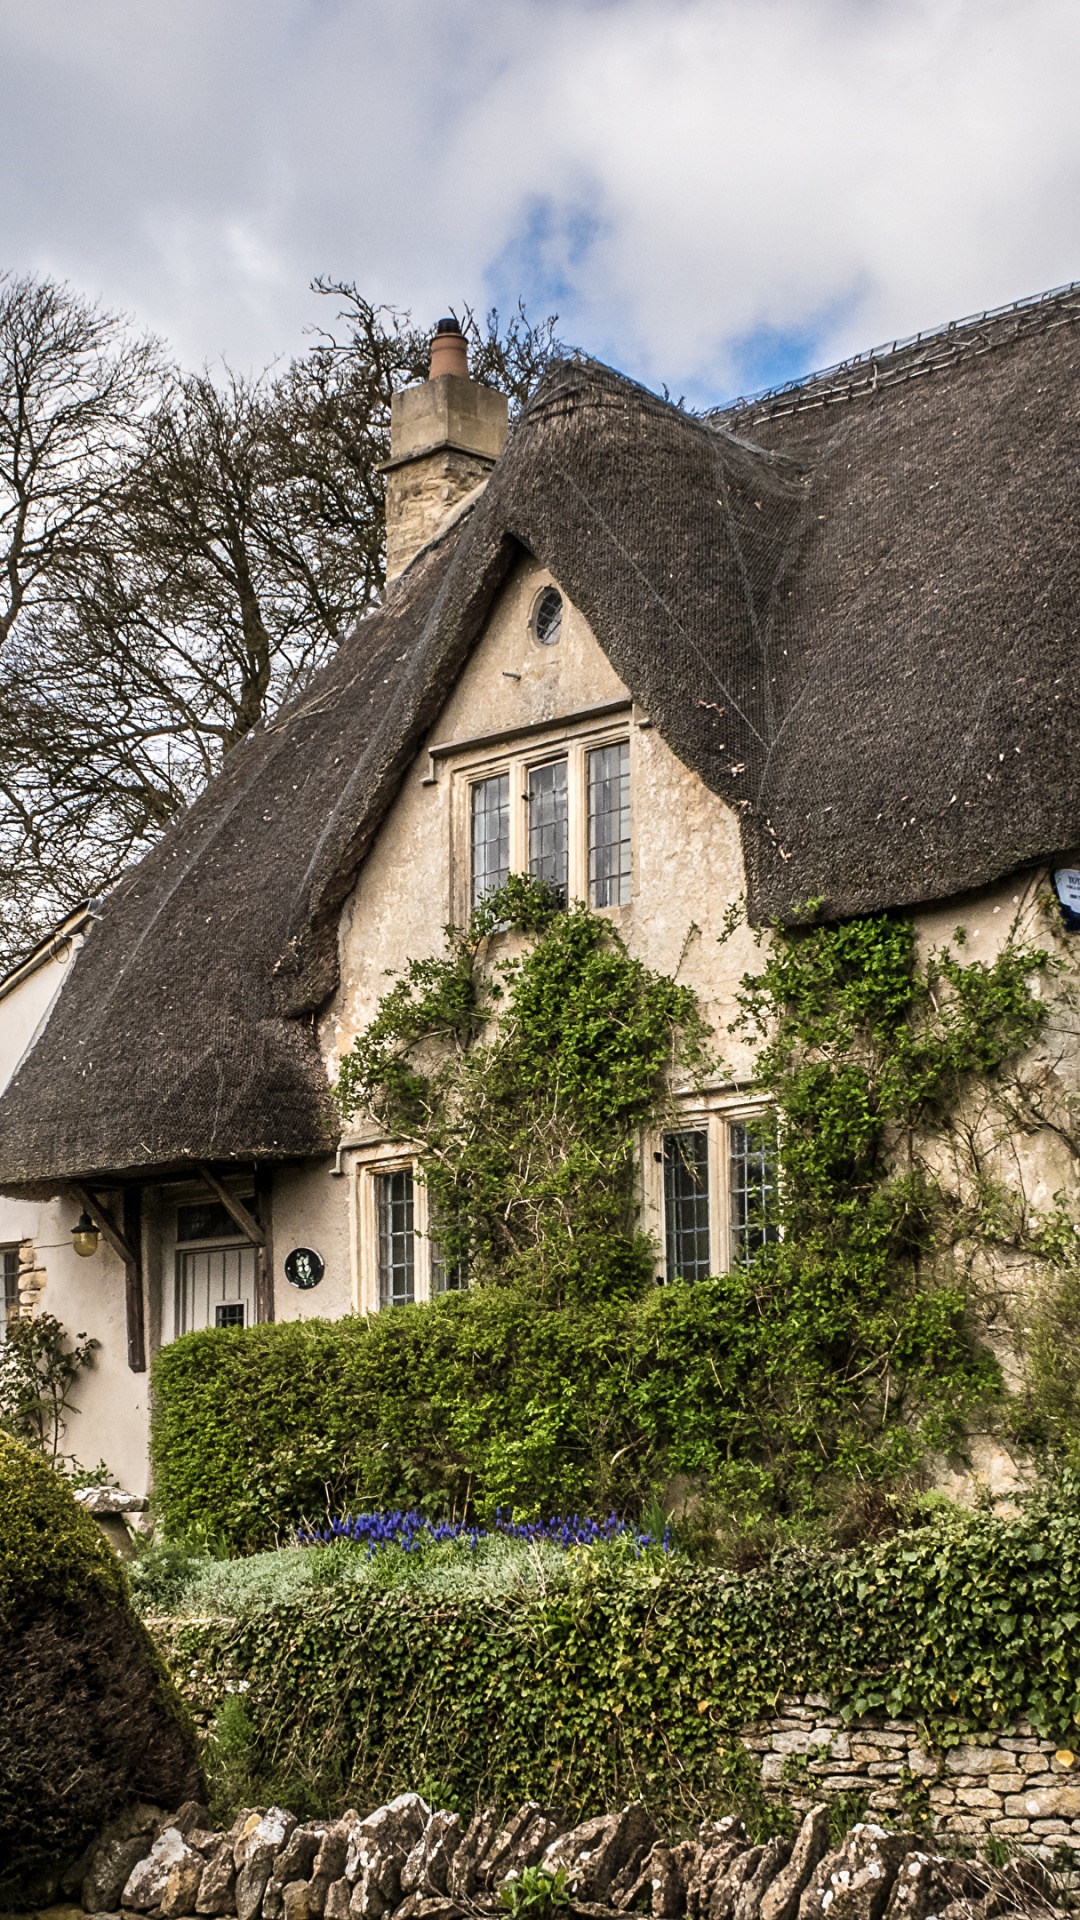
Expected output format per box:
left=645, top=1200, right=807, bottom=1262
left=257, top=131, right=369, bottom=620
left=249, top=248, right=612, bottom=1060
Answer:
left=377, top=1166, right=416, bottom=1308
left=0, top=1244, right=18, bottom=1335
left=658, top=1111, right=778, bottom=1282
left=663, top=1130, right=712, bottom=1281
left=728, top=1120, right=779, bottom=1267
left=357, top=1155, right=468, bottom=1312
left=356, top=1108, right=777, bottom=1309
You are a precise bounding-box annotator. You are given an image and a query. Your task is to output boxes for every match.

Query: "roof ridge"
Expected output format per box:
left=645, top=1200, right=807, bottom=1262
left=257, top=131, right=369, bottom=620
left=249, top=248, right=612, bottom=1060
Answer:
left=710, top=277, right=1080, bottom=423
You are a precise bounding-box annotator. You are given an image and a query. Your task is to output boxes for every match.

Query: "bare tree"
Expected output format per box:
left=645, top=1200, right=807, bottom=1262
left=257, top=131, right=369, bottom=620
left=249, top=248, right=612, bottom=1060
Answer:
left=0, top=281, right=562, bottom=964
left=0, top=273, right=162, bottom=648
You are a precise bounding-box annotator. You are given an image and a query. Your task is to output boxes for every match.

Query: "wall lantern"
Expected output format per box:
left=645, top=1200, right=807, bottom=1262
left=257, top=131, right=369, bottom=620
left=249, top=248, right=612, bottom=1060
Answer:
left=71, top=1211, right=100, bottom=1258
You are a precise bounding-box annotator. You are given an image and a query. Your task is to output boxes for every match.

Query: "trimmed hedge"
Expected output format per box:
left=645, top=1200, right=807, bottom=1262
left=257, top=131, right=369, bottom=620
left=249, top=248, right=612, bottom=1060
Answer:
left=150, top=1276, right=976, bottom=1554
left=0, top=1434, right=201, bottom=1901
left=150, top=1495, right=1080, bottom=1825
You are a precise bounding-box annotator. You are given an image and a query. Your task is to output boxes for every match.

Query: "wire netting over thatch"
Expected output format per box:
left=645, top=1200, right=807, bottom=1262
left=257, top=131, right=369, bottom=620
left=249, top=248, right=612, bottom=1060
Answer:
left=1, top=282, right=1079, bottom=1182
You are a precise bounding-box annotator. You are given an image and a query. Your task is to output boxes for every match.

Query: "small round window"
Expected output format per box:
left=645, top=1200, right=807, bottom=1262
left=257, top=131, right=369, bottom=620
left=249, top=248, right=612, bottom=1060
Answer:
left=533, top=585, right=563, bottom=646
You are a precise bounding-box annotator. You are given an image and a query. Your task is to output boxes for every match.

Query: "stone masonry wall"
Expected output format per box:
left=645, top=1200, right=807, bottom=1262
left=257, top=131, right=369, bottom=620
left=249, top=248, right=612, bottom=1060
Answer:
left=741, top=1693, right=1080, bottom=1864
left=17, top=1235, right=45, bottom=1316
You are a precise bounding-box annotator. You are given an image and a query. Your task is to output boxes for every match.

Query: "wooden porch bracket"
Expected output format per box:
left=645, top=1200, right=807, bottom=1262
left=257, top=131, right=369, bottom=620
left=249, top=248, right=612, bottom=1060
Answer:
left=196, top=1164, right=265, bottom=1246
left=254, top=1165, right=275, bottom=1327
left=72, top=1182, right=146, bottom=1374
left=196, top=1163, right=275, bottom=1325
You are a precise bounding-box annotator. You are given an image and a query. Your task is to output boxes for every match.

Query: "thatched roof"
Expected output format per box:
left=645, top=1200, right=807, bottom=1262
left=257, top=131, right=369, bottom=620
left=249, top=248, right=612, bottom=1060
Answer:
left=2, top=281, right=1079, bottom=1184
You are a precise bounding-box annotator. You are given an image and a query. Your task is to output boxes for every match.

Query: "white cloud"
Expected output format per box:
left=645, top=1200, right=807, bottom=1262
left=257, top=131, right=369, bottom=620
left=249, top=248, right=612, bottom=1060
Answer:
left=0, top=0, right=1077, bottom=400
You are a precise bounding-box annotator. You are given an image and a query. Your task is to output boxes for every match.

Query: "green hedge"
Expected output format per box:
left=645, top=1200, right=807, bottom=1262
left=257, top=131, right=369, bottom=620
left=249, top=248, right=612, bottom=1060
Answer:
left=150, top=1496, right=1080, bottom=1826
left=151, top=1274, right=979, bottom=1554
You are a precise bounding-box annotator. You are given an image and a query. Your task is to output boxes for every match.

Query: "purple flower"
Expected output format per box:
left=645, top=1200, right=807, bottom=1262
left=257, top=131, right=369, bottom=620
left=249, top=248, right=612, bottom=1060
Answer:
left=297, top=1506, right=670, bottom=1555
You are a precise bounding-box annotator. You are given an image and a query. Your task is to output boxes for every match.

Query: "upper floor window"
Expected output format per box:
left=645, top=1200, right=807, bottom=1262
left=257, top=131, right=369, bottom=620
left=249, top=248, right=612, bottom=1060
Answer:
left=471, top=773, right=510, bottom=908
left=528, top=758, right=569, bottom=898
left=532, top=586, right=563, bottom=646
left=464, top=730, right=632, bottom=914
left=588, top=741, right=631, bottom=908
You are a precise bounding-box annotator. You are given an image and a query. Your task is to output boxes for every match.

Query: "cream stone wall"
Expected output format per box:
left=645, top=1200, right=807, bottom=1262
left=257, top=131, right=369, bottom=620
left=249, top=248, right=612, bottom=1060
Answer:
left=270, top=1159, right=354, bottom=1323
left=0, top=912, right=88, bottom=1095
left=325, top=554, right=764, bottom=1081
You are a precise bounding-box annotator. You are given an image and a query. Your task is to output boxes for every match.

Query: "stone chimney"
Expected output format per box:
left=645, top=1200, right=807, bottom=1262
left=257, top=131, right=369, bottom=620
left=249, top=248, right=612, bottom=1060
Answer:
left=383, top=318, right=509, bottom=581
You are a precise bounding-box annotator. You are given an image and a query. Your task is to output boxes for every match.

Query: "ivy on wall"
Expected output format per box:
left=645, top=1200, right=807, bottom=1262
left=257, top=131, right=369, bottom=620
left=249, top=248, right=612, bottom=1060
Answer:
left=335, top=876, right=713, bottom=1303
left=725, top=909, right=1050, bottom=1521
left=149, top=1491, right=1080, bottom=1827
left=153, top=891, right=1060, bottom=1552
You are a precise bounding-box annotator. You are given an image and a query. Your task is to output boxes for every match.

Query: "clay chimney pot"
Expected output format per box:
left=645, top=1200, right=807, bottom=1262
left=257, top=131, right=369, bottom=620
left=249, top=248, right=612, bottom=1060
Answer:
left=429, top=317, right=469, bottom=381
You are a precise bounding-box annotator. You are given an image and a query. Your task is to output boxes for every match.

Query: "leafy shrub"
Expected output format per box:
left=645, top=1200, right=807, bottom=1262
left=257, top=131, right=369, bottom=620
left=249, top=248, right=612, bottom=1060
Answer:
left=0, top=1432, right=200, bottom=1902
left=500, top=1867, right=569, bottom=1918
left=0, top=1309, right=97, bottom=1464
left=153, top=905, right=1051, bottom=1555
left=150, top=1490, right=1080, bottom=1828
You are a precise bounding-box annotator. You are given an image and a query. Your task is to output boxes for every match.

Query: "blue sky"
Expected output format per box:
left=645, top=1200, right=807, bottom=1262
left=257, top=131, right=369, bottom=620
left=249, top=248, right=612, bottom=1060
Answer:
left=1, top=0, right=1079, bottom=409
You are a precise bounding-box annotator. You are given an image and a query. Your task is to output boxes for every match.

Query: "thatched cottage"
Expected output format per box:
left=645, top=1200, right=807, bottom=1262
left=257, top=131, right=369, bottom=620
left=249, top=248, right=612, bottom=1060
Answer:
left=2, top=285, right=1080, bottom=1494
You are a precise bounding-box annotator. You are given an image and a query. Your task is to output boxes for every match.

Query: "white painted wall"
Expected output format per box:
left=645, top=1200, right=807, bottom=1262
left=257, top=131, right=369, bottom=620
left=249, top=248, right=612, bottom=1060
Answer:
left=0, top=913, right=88, bottom=1095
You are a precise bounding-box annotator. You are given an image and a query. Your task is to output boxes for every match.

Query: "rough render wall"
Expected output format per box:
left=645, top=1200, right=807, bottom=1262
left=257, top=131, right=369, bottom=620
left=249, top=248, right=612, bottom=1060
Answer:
left=0, top=1191, right=151, bottom=1495
left=743, top=1695, right=1080, bottom=1864
left=270, top=1158, right=354, bottom=1324
left=325, top=551, right=764, bottom=1079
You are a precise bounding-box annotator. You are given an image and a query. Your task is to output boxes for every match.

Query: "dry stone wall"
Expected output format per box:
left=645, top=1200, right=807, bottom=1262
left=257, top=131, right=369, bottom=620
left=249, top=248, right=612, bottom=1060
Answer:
left=741, top=1697, right=1080, bottom=1862
left=74, top=1792, right=1061, bottom=1920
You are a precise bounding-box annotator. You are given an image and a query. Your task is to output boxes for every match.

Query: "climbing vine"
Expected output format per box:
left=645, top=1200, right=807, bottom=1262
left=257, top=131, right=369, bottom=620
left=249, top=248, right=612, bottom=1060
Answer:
left=153, top=890, right=1066, bottom=1547
left=724, top=909, right=1052, bottom=1525
left=335, top=875, right=713, bottom=1303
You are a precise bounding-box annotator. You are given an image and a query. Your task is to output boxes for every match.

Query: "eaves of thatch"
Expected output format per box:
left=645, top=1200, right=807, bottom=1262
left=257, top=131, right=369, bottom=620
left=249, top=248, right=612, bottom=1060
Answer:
left=1, top=282, right=1079, bottom=1185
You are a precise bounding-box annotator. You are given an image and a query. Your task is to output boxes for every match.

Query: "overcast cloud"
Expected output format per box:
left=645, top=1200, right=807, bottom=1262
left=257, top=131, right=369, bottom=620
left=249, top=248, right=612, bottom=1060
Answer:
left=1, top=0, right=1078, bottom=404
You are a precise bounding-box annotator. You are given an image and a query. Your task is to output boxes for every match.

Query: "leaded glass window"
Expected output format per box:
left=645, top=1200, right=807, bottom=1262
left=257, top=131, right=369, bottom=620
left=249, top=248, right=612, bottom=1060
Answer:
left=588, top=741, right=631, bottom=906
left=0, top=1246, right=18, bottom=1337
left=528, top=758, right=568, bottom=899
left=729, top=1121, right=779, bottom=1267
left=471, top=773, right=510, bottom=907
left=663, top=1129, right=711, bottom=1281
left=377, top=1168, right=415, bottom=1307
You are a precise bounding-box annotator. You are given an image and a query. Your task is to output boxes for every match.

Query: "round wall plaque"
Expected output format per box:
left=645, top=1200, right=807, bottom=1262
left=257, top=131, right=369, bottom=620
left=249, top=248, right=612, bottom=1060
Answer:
left=284, top=1246, right=325, bottom=1290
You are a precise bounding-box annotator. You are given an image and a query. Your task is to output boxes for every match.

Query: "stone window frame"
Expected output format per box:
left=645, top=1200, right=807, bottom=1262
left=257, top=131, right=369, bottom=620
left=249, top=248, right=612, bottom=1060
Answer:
left=351, top=1140, right=448, bottom=1316
left=641, top=1093, right=778, bottom=1283
left=443, top=712, right=635, bottom=925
